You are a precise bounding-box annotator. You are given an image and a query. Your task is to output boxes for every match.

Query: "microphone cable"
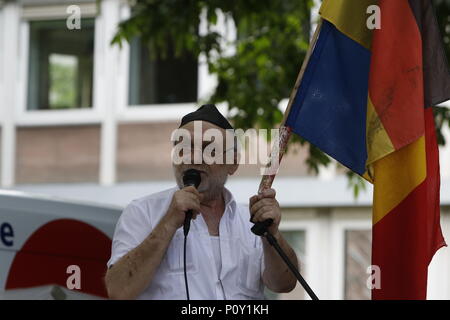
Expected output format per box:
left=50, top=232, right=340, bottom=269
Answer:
left=184, top=234, right=190, bottom=300
left=181, top=169, right=201, bottom=300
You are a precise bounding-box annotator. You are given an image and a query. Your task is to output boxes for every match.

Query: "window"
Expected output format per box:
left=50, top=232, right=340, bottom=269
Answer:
left=128, top=37, right=198, bottom=105
left=265, top=230, right=306, bottom=300
left=344, top=229, right=371, bottom=300
left=27, top=19, right=94, bottom=110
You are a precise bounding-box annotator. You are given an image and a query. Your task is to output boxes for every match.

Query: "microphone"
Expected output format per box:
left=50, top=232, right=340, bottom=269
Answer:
left=182, top=169, right=201, bottom=236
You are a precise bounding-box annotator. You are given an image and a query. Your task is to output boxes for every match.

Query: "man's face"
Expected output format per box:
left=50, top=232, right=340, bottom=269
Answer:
left=172, top=121, right=237, bottom=202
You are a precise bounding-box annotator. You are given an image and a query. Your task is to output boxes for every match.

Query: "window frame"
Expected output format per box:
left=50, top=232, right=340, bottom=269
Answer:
left=115, top=5, right=221, bottom=124
left=273, top=221, right=309, bottom=300
left=330, top=209, right=372, bottom=300
left=15, top=2, right=233, bottom=125
left=282, top=208, right=372, bottom=300
left=26, top=19, right=96, bottom=112
left=279, top=209, right=325, bottom=300
left=16, top=9, right=101, bottom=126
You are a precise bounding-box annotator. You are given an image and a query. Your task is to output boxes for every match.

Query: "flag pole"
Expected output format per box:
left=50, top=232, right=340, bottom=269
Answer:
left=252, top=18, right=323, bottom=301
left=258, top=18, right=323, bottom=193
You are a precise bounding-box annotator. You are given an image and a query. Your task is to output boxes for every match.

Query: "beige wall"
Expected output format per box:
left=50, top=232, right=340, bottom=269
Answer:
left=15, top=125, right=100, bottom=183
left=12, top=122, right=314, bottom=184
left=117, top=122, right=177, bottom=181
left=117, top=122, right=312, bottom=182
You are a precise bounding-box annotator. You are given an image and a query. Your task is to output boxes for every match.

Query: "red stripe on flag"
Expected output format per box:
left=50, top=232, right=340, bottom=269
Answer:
left=423, top=108, right=446, bottom=263
left=369, top=0, right=424, bottom=149
left=372, top=176, right=429, bottom=299
left=372, top=108, right=446, bottom=300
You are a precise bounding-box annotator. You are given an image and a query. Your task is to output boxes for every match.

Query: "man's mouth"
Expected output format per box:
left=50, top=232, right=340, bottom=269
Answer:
left=183, top=168, right=207, bottom=176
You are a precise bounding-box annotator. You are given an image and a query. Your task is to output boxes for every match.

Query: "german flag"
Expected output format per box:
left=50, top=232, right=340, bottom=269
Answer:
left=285, top=0, right=449, bottom=299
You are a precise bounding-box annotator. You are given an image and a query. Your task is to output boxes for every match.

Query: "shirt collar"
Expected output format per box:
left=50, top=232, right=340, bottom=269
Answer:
left=223, top=187, right=237, bottom=219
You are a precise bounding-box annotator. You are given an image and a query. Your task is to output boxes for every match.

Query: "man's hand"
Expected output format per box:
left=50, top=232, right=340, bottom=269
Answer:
left=165, top=187, right=203, bottom=230
left=249, top=188, right=281, bottom=236
left=106, top=188, right=202, bottom=299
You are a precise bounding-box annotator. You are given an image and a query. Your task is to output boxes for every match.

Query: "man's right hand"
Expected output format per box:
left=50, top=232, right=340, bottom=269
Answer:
left=165, top=187, right=203, bottom=229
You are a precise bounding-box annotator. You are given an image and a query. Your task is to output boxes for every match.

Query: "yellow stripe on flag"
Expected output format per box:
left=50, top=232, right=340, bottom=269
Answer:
left=372, top=136, right=426, bottom=224
left=319, top=0, right=377, bottom=50
left=365, top=97, right=396, bottom=180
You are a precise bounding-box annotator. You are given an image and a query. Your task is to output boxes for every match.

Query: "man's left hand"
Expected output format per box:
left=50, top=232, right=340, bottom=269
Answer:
left=249, top=188, right=281, bottom=236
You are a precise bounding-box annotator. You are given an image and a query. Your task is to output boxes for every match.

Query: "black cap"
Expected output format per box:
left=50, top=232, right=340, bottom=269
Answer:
left=179, top=104, right=233, bottom=130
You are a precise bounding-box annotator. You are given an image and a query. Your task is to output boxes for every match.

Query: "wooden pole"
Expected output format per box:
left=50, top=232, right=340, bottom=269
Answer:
left=258, top=18, right=323, bottom=193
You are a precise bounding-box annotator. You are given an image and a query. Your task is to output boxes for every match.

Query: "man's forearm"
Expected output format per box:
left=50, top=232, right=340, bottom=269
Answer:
left=105, top=215, right=178, bottom=299
left=262, top=232, right=298, bottom=293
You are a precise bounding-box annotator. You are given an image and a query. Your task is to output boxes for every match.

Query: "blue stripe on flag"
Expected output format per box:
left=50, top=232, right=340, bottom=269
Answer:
left=286, top=20, right=371, bottom=175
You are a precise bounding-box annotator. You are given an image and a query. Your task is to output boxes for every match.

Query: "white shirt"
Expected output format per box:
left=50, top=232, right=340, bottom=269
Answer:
left=107, top=187, right=266, bottom=300
left=210, top=236, right=222, bottom=275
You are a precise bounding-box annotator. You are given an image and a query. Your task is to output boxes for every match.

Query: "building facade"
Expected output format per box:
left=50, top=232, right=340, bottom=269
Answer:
left=0, top=0, right=449, bottom=299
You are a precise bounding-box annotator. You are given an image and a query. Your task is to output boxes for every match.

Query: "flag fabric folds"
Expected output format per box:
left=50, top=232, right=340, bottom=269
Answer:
left=286, top=0, right=449, bottom=299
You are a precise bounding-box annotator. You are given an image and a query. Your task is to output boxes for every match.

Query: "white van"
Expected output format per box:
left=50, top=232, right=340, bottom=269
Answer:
left=0, top=190, right=121, bottom=299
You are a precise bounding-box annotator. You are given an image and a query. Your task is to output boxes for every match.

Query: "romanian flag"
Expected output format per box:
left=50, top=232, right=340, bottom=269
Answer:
left=285, top=0, right=449, bottom=299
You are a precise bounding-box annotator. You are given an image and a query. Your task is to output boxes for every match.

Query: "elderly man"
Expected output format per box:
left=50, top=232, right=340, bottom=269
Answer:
left=105, top=104, right=299, bottom=300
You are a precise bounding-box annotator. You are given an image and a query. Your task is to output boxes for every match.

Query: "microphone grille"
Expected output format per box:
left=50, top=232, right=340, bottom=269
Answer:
left=182, top=169, right=201, bottom=188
